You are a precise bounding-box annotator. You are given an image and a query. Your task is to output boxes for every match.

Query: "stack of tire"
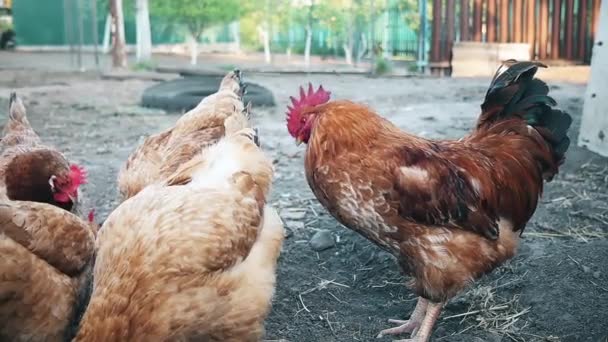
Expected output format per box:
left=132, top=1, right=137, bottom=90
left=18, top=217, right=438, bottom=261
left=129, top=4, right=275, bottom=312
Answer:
left=141, top=75, right=275, bottom=112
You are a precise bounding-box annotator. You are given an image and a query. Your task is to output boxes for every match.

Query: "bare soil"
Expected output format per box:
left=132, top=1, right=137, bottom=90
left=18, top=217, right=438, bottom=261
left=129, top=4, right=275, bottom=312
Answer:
left=0, top=67, right=606, bottom=342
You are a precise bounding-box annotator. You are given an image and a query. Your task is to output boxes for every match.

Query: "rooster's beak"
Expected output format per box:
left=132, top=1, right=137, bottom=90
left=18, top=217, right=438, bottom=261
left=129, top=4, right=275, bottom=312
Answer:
left=295, top=137, right=303, bottom=146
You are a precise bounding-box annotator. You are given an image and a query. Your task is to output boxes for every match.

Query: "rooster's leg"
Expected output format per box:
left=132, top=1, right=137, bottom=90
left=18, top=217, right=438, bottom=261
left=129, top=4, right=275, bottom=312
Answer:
left=392, top=301, right=444, bottom=342
left=376, top=297, right=428, bottom=338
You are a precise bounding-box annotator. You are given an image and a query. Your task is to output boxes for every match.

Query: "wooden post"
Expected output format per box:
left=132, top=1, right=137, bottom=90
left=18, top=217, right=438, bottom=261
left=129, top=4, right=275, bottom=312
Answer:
left=538, top=0, right=549, bottom=59
left=447, top=0, right=456, bottom=62
left=473, top=0, right=482, bottom=41
left=431, top=0, right=442, bottom=63
left=110, top=0, right=127, bottom=68
left=487, top=0, right=497, bottom=42
left=526, top=0, right=537, bottom=59
left=579, top=0, right=589, bottom=61
left=499, top=0, right=509, bottom=42
left=513, top=0, right=523, bottom=42
left=551, top=0, right=562, bottom=59
left=579, top=0, right=608, bottom=156
left=565, top=0, right=574, bottom=59
left=460, top=0, right=470, bottom=41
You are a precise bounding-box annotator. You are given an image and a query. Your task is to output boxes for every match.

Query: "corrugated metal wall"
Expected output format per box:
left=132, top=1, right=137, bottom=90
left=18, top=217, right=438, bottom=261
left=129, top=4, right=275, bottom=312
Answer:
left=430, top=0, right=602, bottom=70
left=11, top=0, right=205, bottom=46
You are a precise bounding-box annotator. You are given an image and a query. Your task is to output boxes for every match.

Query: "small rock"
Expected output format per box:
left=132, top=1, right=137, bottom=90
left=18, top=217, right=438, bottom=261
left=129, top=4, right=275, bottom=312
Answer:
left=286, top=221, right=305, bottom=230
left=309, top=230, right=335, bottom=251
left=593, top=271, right=601, bottom=279
left=582, top=265, right=591, bottom=273
left=284, top=228, right=293, bottom=239
left=96, top=147, right=111, bottom=155
left=281, top=209, right=307, bottom=220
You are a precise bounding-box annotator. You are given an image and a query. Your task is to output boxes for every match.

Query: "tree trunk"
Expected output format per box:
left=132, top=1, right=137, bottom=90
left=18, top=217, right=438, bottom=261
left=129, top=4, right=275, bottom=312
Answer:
left=110, top=0, right=127, bottom=68
left=343, top=43, right=353, bottom=65
left=257, top=26, right=271, bottom=64
left=231, top=21, right=241, bottom=53
left=102, top=14, right=111, bottom=54
left=356, top=32, right=367, bottom=65
left=304, top=25, right=312, bottom=68
left=189, top=33, right=198, bottom=65
left=135, top=0, right=152, bottom=62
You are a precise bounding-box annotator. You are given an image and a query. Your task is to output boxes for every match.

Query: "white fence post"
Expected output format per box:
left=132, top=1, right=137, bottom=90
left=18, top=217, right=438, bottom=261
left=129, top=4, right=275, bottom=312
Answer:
left=579, top=2, right=608, bottom=156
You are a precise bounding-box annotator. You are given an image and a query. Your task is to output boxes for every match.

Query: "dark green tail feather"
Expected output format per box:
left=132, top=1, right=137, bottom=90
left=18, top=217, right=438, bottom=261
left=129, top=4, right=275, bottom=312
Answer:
left=481, top=60, right=573, bottom=163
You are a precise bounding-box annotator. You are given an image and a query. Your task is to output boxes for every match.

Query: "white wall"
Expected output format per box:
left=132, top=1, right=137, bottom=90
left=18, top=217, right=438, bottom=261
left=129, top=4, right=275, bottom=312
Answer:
left=579, top=2, right=608, bottom=156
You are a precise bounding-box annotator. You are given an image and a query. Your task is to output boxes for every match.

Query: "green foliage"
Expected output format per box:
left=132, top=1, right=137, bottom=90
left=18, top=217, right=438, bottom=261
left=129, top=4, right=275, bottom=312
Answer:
left=374, top=55, right=392, bottom=75
left=149, top=0, right=240, bottom=37
left=0, top=19, right=12, bottom=32
left=131, top=59, right=157, bottom=71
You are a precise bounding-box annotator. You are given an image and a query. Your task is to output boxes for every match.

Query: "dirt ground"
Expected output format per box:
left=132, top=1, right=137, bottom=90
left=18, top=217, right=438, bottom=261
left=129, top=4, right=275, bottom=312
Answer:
left=0, top=63, right=606, bottom=342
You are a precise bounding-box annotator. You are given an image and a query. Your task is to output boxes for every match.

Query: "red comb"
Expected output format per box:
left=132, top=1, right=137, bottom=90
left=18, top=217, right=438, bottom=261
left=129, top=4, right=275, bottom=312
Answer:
left=286, top=83, right=331, bottom=137
left=69, top=164, right=88, bottom=186
left=88, top=209, right=95, bottom=223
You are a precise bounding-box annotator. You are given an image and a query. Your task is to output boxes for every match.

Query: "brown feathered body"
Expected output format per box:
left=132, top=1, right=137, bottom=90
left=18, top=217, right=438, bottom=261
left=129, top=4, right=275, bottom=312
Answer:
left=118, top=70, right=250, bottom=200
left=75, top=128, right=284, bottom=342
left=0, top=94, right=86, bottom=214
left=0, top=200, right=96, bottom=341
left=293, top=62, right=572, bottom=303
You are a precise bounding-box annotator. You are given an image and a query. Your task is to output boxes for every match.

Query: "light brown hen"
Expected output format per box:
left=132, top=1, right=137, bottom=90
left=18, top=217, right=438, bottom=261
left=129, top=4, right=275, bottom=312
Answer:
left=75, top=128, right=283, bottom=342
left=117, top=70, right=251, bottom=200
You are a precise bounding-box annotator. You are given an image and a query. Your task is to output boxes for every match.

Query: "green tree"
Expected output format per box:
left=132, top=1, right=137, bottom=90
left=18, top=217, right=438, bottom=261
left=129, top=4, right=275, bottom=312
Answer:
left=150, top=0, right=240, bottom=64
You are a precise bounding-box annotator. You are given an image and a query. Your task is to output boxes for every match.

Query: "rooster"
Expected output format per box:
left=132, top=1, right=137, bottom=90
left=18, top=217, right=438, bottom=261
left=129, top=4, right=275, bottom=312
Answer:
left=285, top=61, right=572, bottom=341
left=0, top=93, right=87, bottom=214
left=118, top=70, right=251, bottom=200
left=0, top=198, right=96, bottom=341
left=75, top=128, right=284, bottom=342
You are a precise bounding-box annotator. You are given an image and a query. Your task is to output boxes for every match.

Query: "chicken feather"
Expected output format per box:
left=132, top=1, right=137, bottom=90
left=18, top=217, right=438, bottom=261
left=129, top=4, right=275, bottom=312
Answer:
left=118, top=70, right=250, bottom=200
left=0, top=199, right=96, bottom=341
left=75, top=128, right=283, bottom=342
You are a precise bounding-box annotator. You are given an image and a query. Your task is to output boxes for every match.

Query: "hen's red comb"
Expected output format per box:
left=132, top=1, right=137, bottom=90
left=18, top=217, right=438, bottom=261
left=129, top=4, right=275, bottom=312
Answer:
left=69, top=164, right=87, bottom=186
left=88, top=209, right=95, bottom=223
left=286, top=83, right=331, bottom=137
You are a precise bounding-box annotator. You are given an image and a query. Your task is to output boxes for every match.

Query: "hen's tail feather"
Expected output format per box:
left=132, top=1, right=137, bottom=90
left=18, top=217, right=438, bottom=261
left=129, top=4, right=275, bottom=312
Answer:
left=479, top=60, right=573, bottom=164
left=8, top=92, right=27, bottom=123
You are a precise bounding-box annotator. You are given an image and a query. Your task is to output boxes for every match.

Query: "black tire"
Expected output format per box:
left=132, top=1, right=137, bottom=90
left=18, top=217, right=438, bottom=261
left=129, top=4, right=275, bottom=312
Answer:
left=141, top=76, right=275, bottom=112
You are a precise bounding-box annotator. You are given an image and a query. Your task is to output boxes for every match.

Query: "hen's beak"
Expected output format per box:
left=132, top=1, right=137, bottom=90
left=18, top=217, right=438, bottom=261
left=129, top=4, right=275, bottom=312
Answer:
left=295, top=137, right=303, bottom=146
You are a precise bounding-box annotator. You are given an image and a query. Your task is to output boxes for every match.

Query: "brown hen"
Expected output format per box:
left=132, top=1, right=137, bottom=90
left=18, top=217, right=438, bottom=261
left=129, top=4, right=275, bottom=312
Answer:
left=117, top=70, right=251, bottom=200
left=0, top=93, right=88, bottom=215
left=75, top=128, right=284, bottom=342
left=0, top=199, right=96, bottom=341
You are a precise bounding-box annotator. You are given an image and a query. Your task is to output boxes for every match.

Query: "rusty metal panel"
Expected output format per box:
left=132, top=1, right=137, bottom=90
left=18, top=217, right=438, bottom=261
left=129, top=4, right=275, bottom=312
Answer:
left=526, top=0, right=537, bottom=58
left=565, top=0, right=575, bottom=59
left=431, top=0, right=442, bottom=62
left=513, top=0, right=524, bottom=42
left=460, top=0, right=470, bottom=40
left=487, top=0, right=497, bottom=42
left=538, top=0, right=549, bottom=59
left=499, top=0, right=509, bottom=42
left=473, top=0, right=483, bottom=41
left=579, top=0, right=589, bottom=60
left=551, top=0, right=562, bottom=59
